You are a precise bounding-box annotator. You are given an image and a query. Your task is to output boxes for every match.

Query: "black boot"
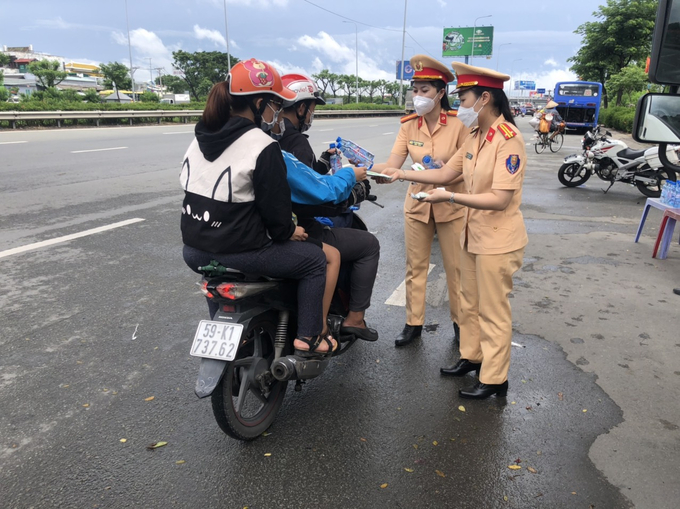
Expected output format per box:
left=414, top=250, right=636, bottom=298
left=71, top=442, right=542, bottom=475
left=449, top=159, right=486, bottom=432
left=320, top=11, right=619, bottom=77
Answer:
left=459, top=380, right=508, bottom=399
left=440, top=359, right=481, bottom=377
left=395, top=324, right=422, bottom=347
left=453, top=322, right=460, bottom=343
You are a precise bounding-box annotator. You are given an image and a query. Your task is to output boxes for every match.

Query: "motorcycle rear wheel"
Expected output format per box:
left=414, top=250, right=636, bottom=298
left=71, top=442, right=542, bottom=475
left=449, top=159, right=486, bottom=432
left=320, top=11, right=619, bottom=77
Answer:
left=635, top=167, right=677, bottom=198
left=558, top=162, right=591, bottom=187
left=549, top=133, right=564, bottom=152
left=211, top=318, right=288, bottom=441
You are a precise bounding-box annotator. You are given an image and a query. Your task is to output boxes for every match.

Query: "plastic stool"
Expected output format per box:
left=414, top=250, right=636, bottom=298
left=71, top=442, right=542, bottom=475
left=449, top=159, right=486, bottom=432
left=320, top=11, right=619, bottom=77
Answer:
left=654, top=209, right=680, bottom=259
left=635, top=198, right=680, bottom=242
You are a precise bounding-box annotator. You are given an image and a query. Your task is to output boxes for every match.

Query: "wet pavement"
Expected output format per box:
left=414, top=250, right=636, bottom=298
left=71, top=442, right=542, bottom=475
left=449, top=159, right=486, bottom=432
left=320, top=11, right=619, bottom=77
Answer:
left=1, top=118, right=679, bottom=508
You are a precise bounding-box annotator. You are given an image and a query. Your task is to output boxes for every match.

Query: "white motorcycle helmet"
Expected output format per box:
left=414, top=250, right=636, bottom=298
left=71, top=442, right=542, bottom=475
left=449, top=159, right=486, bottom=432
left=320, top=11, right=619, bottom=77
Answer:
left=281, top=74, right=326, bottom=132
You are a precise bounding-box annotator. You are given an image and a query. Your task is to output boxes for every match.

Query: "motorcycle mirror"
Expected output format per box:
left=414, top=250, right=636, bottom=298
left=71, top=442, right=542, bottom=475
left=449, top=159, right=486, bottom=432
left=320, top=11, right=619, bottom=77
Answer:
left=632, top=93, right=680, bottom=144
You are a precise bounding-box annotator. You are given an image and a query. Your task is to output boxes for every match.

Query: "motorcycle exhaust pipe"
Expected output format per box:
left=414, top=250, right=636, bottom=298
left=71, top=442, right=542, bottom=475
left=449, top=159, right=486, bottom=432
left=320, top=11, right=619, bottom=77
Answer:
left=271, top=355, right=330, bottom=381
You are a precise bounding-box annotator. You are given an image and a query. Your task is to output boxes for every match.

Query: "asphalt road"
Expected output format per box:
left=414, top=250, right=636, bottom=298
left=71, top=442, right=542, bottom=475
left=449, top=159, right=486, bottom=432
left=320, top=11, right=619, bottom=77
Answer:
left=1, top=117, right=679, bottom=509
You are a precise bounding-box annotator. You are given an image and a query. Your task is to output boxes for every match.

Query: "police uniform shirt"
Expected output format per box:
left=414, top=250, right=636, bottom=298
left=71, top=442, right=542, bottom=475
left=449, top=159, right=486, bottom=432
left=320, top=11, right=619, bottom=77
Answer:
left=447, top=115, right=528, bottom=255
left=391, top=111, right=470, bottom=223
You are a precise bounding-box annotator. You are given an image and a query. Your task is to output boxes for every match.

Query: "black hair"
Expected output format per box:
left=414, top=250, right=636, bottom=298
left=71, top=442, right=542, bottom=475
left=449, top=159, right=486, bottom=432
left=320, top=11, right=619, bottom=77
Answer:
left=411, top=79, right=451, bottom=111
left=202, top=80, right=274, bottom=132
left=465, top=86, right=516, bottom=126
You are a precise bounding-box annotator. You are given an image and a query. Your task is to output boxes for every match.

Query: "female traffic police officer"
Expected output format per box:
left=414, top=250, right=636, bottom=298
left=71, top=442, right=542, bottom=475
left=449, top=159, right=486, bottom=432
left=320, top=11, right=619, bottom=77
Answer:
left=373, top=55, right=469, bottom=348
left=379, top=63, right=528, bottom=399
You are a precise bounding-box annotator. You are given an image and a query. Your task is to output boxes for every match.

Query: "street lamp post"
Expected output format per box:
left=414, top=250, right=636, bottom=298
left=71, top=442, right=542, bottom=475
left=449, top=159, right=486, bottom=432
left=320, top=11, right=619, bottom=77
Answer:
left=399, top=0, right=408, bottom=107
left=343, top=21, right=359, bottom=104
left=124, top=0, right=135, bottom=101
left=496, top=43, right=511, bottom=71
left=223, top=0, right=232, bottom=72
left=471, top=14, right=492, bottom=60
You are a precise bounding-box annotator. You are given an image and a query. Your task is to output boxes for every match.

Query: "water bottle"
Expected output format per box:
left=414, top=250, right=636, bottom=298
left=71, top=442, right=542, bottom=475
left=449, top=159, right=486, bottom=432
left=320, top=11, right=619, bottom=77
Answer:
left=336, top=137, right=375, bottom=169
left=660, top=180, right=670, bottom=205
left=422, top=155, right=442, bottom=169
left=672, top=181, right=680, bottom=208
left=329, top=143, right=343, bottom=174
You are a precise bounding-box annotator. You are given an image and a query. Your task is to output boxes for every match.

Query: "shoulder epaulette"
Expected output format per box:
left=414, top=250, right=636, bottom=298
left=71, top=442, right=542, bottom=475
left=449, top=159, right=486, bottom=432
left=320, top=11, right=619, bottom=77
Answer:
left=400, top=113, right=419, bottom=123
left=446, top=110, right=458, bottom=117
left=498, top=123, right=518, bottom=140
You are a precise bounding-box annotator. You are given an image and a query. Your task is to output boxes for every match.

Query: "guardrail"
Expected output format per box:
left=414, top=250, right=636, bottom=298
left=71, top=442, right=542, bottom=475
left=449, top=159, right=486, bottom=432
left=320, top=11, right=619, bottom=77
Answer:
left=0, top=109, right=405, bottom=129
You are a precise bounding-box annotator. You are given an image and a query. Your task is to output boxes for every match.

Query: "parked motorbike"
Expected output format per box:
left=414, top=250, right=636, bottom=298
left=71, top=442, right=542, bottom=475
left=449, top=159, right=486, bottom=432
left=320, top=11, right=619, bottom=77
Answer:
left=189, top=209, right=373, bottom=441
left=557, top=125, right=677, bottom=197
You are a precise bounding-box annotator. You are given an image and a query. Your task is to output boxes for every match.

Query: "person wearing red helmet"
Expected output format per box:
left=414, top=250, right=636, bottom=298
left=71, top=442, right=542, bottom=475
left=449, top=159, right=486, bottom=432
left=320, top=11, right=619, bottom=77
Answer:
left=273, top=73, right=380, bottom=342
left=180, top=58, right=336, bottom=357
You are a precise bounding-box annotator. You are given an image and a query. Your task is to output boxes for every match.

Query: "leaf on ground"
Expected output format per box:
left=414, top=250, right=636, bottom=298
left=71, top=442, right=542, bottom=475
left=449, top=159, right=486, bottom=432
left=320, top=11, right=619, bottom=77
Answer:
left=571, top=491, right=577, bottom=495
left=583, top=409, right=588, bottom=413
left=144, top=396, right=155, bottom=401
left=404, top=468, right=414, bottom=473
left=504, top=495, right=508, bottom=501
left=514, top=458, right=522, bottom=464
left=432, top=441, right=438, bottom=446
left=175, top=460, right=185, bottom=465
left=146, top=441, right=168, bottom=450
left=558, top=392, right=564, bottom=401
left=360, top=438, right=367, bottom=442
left=507, top=465, right=522, bottom=470
left=413, top=444, right=418, bottom=449
left=510, top=401, right=516, bottom=405
left=521, top=379, right=527, bottom=383
left=82, top=403, right=89, bottom=408
left=119, top=438, right=127, bottom=443
left=458, top=405, right=466, bottom=412
left=380, top=483, right=388, bottom=489
left=264, top=453, right=272, bottom=457
left=537, top=450, right=542, bottom=455
left=262, top=432, right=272, bottom=437
left=62, top=385, right=70, bottom=388
left=450, top=438, right=456, bottom=441
left=435, top=470, right=446, bottom=478
left=527, top=467, right=538, bottom=474
left=526, top=406, right=533, bottom=411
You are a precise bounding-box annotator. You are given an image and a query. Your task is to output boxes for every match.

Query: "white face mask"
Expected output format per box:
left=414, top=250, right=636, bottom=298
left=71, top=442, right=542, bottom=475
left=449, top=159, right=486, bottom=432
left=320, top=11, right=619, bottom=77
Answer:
left=413, top=95, right=437, bottom=116
left=301, top=112, right=314, bottom=133
left=456, top=96, right=484, bottom=128
left=260, top=102, right=282, bottom=133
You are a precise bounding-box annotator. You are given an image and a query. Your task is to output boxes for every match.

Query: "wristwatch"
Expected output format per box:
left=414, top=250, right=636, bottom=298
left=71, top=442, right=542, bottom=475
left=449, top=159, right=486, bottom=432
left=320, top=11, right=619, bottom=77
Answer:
left=448, top=192, right=455, bottom=204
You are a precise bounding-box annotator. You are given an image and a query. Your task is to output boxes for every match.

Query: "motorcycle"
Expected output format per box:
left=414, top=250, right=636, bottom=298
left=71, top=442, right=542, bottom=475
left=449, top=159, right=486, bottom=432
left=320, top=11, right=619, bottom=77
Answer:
left=188, top=207, right=374, bottom=441
left=557, top=125, right=678, bottom=197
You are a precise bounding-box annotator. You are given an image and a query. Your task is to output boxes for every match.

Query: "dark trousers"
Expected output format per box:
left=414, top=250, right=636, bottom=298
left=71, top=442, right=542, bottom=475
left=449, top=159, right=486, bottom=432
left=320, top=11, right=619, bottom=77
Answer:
left=321, top=228, right=380, bottom=311
left=183, top=242, right=326, bottom=337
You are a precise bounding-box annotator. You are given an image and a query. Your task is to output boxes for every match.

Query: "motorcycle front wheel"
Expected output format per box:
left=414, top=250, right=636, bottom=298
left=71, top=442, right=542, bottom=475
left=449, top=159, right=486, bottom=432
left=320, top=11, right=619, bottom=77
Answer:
left=549, top=133, right=564, bottom=152
left=635, top=167, right=677, bottom=198
left=211, top=318, right=288, bottom=441
left=558, top=162, right=591, bottom=187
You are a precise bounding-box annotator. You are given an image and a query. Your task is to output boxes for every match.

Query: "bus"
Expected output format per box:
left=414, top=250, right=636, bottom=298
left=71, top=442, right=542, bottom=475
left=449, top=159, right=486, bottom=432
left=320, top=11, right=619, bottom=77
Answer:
left=553, top=81, right=603, bottom=130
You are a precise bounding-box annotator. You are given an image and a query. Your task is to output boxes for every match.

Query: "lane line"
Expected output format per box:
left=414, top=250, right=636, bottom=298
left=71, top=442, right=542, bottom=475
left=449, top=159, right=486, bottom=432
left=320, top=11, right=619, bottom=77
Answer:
left=385, top=264, right=435, bottom=306
left=71, top=146, right=127, bottom=154
left=0, top=218, right=145, bottom=260
left=0, top=141, right=28, bottom=145
left=369, top=124, right=379, bottom=127
left=318, top=128, right=333, bottom=132
left=382, top=132, right=395, bottom=135
left=163, top=131, right=194, bottom=135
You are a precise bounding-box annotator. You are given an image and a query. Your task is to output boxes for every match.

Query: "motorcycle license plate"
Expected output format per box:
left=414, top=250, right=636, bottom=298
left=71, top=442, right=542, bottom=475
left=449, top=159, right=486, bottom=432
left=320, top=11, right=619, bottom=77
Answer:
left=190, top=321, right=243, bottom=361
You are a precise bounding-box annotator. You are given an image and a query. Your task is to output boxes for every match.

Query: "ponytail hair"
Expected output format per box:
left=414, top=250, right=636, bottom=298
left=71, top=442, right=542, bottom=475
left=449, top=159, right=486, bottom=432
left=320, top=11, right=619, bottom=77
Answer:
left=469, top=86, right=516, bottom=126
left=202, top=80, right=265, bottom=132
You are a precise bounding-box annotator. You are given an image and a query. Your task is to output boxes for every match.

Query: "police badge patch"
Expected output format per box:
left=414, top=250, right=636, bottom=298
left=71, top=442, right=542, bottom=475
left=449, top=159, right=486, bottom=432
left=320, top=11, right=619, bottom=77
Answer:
left=506, top=154, right=520, bottom=174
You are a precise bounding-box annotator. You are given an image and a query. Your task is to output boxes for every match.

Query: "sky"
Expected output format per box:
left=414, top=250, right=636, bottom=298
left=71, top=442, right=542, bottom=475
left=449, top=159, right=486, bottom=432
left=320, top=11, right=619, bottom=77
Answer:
left=0, top=0, right=605, bottom=95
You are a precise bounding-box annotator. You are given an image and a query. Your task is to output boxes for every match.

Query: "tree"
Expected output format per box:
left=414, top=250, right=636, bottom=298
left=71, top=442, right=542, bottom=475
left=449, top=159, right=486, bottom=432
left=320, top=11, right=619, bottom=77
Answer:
left=100, top=62, right=132, bottom=102
left=568, top=0, right=657, bottom=108
left=83, top=88, right=101, bottom=103
left=326, top=72, right=341, bottom=98
left=0, top=53, right=10, bottom=67
left=156, top=74, right=187, bottom=94
left=312, top=69, right=332, bottom=98
left=386, top=81, right=402, bottom=105
left=375, top=79, right=389, bottom=103
left=140, top=91, right=160, bottom=103
left=364, top=79, right=379, bottom=103
left=606, top=64, right=649, bottom=106
left=28, top=59, right=68, bottom=89
left=338, top=74, right=357, bottom=103
left=172, top=50, right=240, bottom=101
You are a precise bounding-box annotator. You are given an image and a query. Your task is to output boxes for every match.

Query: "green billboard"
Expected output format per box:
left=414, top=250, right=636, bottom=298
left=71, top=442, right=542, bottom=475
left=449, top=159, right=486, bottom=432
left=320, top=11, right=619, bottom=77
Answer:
left=442, top=26, right=494, bottom=57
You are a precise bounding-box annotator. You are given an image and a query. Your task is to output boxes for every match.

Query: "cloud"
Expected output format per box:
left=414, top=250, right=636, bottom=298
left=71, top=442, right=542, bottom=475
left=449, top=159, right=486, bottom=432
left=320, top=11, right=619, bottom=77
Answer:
left=112, top=28, right=175, bottom=82
left=544, top=58, right=558, bottom=67
left=193, top=25, right=226, bottom=48
left=202, top=0, right=290, bottom=6
left=28, top=16, right=113, bottom=32
left=296, top=31, right=393, bottom=81
left=437, top=0, right=447, bottom=7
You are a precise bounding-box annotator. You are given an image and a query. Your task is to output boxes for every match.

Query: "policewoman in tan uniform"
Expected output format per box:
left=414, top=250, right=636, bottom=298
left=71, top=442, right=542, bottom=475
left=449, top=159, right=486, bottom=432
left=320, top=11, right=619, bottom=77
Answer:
left=380, top=63, right=528, bottom=399
left=373, top=55, right=469, bottom=348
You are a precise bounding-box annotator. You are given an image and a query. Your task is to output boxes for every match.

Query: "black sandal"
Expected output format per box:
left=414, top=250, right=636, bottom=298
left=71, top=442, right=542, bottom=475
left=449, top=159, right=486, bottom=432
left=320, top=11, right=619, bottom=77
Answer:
left=294, top=334, right=337, bottom=358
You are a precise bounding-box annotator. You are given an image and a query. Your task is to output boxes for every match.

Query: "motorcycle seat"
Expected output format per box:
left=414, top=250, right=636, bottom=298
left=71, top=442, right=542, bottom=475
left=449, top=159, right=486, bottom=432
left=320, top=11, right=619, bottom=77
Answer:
left=618, top=147, right=646, bottom=160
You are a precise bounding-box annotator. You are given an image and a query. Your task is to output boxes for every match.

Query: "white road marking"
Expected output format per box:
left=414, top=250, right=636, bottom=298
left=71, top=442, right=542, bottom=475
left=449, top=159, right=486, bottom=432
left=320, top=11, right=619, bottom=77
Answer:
left=318, top=128, right=333, bottom=132
left=369, top=124, right=379, bottom=127
left=322, top=140, right=336, bottom=144
left=71, top=146, right=128, bottom=154
left=382, top=132, right=395, bottom=135
left=163, top=131, right=194, bottom=135
left=511, top=342, right=525, bottom=348
left=0, top=141, right=28, bottom=145
left=385, top=264, right=435, bottom=306
left=0, top=218, right=145, bottom=260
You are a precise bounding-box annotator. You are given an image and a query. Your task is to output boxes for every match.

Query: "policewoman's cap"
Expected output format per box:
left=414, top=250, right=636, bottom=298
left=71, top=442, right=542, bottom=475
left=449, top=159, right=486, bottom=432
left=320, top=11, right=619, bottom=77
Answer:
left=409, top=54, right=455, bottom=84
left=450, top=62, right=510, bottom=93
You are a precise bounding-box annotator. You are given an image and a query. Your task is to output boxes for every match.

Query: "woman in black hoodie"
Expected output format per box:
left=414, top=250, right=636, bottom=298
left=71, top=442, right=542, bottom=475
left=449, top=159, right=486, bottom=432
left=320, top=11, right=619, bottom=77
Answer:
left=181, top=58, right=335, bottom=356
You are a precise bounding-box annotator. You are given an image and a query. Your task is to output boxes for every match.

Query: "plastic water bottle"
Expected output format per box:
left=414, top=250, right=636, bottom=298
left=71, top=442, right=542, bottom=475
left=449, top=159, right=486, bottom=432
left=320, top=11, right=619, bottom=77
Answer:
left=329, top=143, right=343, bottom=174
left=671, top=181, right=680, bottom=208
left=422, top=155, right=442, bottom=169
left=336, top=137, right=375, bottom=169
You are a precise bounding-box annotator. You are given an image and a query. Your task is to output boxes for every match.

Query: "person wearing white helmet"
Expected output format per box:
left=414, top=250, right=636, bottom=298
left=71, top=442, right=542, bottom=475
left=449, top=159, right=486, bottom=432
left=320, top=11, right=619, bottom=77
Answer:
left=273, top=73, right=381, bottom=342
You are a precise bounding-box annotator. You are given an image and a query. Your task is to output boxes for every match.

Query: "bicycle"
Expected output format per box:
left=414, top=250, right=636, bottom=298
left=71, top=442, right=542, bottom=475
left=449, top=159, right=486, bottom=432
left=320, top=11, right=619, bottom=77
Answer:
left=534, top=121, right=565, bottom=154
